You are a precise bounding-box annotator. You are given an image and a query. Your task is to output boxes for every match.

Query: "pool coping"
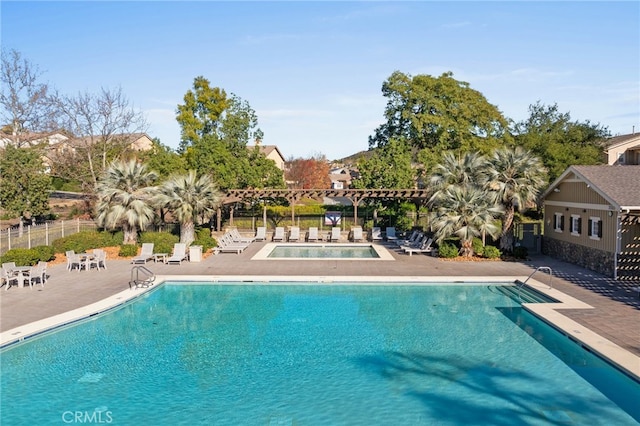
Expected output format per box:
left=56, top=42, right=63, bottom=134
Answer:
left=1, top=274, right=638, bottom=381
left=252, top=242, right=395, bottom=260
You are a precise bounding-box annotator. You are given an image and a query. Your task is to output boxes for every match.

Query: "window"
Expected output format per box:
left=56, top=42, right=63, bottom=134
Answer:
left=588, top=217, right=602, bottom=240
left=570, top=215, right=581, bottom=236
left=554, top=213, right=564, bottom=232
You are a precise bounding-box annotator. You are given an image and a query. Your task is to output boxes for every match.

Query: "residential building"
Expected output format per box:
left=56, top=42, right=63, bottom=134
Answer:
left=540, top=165, right=640, bottom=279
left=602, top=132, right=640, bottom=165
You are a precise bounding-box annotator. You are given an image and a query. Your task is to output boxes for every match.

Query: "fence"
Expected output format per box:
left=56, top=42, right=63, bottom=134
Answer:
left=0, top=219, right=97, bottom=256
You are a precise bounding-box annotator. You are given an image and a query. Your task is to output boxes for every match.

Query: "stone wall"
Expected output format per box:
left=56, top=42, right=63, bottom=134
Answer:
left=542, top=238, right=615, bottom=278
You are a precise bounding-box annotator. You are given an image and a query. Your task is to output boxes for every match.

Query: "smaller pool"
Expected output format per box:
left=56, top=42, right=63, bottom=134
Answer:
left=253, top=243, right=395, bottom=260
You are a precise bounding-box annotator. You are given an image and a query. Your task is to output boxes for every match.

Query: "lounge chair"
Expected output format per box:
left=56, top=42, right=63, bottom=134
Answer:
left=396, top=230, right=421, bottom=247
left=215, top=233, right=250, bottom=254
left=370, top=227, right=382, bottom=241
left=330, top=227, right=341, bottom=242
left=385, top=227, right=398, bottom=242
left=307, top=227, right=319, bottom=242
left=288, top=226, right=300, bottom=242
left=351, top=226, right=364, bottom=242
left=273, top=227, right=285, bottom=242
left=402, top=237, right=434, bottom=256
left=255, top=226, right=267, bottom=241
left=167, top=243, right=188, bottom=265
left=230, top=228, right=255, bottom=244
left=132, top=243, right=155, bottom=264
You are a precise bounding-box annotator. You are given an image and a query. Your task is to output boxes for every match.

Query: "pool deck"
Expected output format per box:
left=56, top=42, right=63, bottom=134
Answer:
left=2, top=241, right=639, bottom=376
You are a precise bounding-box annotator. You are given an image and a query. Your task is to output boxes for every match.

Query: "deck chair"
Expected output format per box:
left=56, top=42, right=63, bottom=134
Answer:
left=167, top=243, right=188, bottom=265
left=132, top=243, right=155, bottom=264
left=370, top=227, right=382, bottom=241
left=288, top=226, right=300, bottom=242
left=273, top=227, right=285, bottom=242
left=385, top=227, right=398, bottom=242
left=402, top=237, right=434, bottom=256
left=351, top=226, right=364, bottom=242
left=330, top=227, right=341, bottom=242
left=255, top=226, right=267, bottom=241
left=396, top=230, right=421, bottom=247
left=307, top=227, right=319, bottom=242
left=215, top=233, right=250, bottom=254
left=230, top=228, right=255, bottom=243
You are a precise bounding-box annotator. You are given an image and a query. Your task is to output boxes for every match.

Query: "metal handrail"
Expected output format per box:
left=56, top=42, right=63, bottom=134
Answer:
left=521, top=266, right=553, bottom=290
left=129, top=265, right=156, bottom=289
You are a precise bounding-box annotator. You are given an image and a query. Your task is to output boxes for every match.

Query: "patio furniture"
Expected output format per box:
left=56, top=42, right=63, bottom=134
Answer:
left=370, top=227, right=382, bottom=241
left=288, top=226, right=300, bottom=242
left=1, top=266, right=21, bottom=291
left=307, top=227, right=319, bottom=242
left=132, top=243, right=155, bottom=264
left=273, top=227, right=285, bottom=242
left=167, top=243, right=188, bottom=265
left=330, top=227, right=341, bottom=242
left=255, top=226, right=267, bottom=241
left=351, top=226, right=364, bottom=242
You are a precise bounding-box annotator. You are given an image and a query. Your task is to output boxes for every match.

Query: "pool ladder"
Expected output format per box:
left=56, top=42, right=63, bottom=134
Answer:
left=517, top=266, right=553, bottom=301
left=129, top=265, right=156, bottom=289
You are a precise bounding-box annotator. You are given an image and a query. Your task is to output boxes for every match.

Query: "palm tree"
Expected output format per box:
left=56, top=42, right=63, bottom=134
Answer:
left=153, top=171, right=222, bottom=246
left=96, top=160, right=158, bottom=244
left=429, top=186, right=503, bottom=257
left=428, top=151, right=487, bottom=205
left=482, top=146, right=547, bottom=251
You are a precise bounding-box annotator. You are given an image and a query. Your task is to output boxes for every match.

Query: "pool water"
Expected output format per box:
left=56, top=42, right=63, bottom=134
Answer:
left=1, top=284, right=639, bottom=425
left=267, top=244, right=379, bottom=259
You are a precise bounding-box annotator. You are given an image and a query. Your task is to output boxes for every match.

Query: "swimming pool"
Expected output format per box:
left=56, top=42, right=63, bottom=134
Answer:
left=1, top=283, right=638, bottom=425
left=253, top=243, right=394, bottom=260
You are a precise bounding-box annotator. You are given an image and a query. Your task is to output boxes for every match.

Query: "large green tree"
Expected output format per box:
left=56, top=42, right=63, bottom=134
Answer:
left=137, top=138, right=187, bottom=180
left=513, top=102, right=609, bottom=183
left=95, top=160, right=158, bottom=244
left=153, top=171, right=222, bottom=246
left=370, top=71, right=510, bottom=172
left=352, top=138, right=415, bottom=189
left=0, top=145, right=51, bottom=228
left=176, top=77, right=283, bottom=190
left=482, top=146, right=547, bottom=251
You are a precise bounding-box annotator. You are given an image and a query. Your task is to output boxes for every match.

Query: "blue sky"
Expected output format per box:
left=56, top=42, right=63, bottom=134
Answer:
left=2, top=1, right=639, bottom=160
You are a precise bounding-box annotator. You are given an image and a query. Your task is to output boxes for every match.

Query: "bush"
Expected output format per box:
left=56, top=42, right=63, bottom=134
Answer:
left=52, top=230, right=122, bottom=254
left=472, top=237, right=484, bottom=257
left=32, top=245, right=56, bottom=262
left=438, top=242, right=459, bottom=258
left=192, top=227, right=218, bottom=253
left=513, top=246, right=528, bottom=259
left=118, top=244, right=138, bottom=257
left=0, top=248, right=41, bottom=266
left=139, top=231, right=180, bottom=254
left=483, top=245, right=501, bottom=259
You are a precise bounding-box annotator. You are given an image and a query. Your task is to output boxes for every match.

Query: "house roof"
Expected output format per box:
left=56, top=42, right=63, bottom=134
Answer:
left=601, top=132, right=640, bottom=149
left=542, top=165, right=640, bottom=210
left=252, top=145, right=285, bottom=161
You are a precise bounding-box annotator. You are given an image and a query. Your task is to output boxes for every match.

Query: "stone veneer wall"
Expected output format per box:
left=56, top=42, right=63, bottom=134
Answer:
left=542, top=238, right=615, bottom=278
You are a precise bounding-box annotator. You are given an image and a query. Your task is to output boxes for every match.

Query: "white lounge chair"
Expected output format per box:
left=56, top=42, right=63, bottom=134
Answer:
left=351, top=226, right=364, bottom=242
left=230, top=228, right=255, bottom=244
left=307, top=227, right=319, bottom=242
left=167, top=243, right=188, bottom=265
left=396, top=230, right=421, bottom=247
left=402, top=237, right=434, bottom=256
left=330, top=227, right=341, bottom=242
left=385, top=227, right=398, bottom=242
left=132, top=243, right=155, bottom=264
left=273, top=227, right=285, bottom=242
left=371, top=227, right=382, bottom=241
left=255, top=226, right=267, bottom=241
left=215, top=233, right=250, bottom=254
left=288, top=226, right=300, bottom=242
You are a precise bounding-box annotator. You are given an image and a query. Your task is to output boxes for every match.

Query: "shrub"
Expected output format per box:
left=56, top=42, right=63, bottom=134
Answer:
left=118, top=244, right=138, bottom=257
left=32, top=245, right=56, bottom=262
left=438, top=242, right=459, bottom=258
left=52, top=230, right=124, bottom=254
left=0, top=248, right=40, bottom=266
left=483, top=246, right=501, bottom=259
left=472, top=237, right=484, bottom=257
left=192, top=227, right=218, bottom=252
left=139, top=231, right=180, bottom=254
left=513, top=246, right=528, bottom=259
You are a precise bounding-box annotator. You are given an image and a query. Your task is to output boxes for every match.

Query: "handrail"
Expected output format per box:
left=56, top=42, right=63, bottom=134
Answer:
left=521, top=266, right=553, bottom=290
left=129, top=265, right=156, bottom=289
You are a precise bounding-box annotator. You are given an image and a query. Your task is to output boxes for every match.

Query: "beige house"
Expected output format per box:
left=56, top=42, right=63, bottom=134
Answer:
left=602, top=132, right=640, bottom=165
left=251, top=145, right=285, bottom=171
left=541, top=165, right=640, bottom=279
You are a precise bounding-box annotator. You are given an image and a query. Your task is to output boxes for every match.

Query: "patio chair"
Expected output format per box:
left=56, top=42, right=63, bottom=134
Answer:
left=273, top=227, right=285, bottom=242
left=1, top=266, right=21, bottom=291
left=215, top=233, right=250, bottom=254
left=38, top=261, right=48, bottom=283
left=230, top=228, right=255, bottom=244
left=2, top=262, right=16, bottom=271
left=330, top=227, right=341, bottom=242
left=94, top=249, right=107, bottom=270
left=255, top=226, right=267, bottom=241
left=288, top=226, right=300, bottom=242
left=27, top=263, right=45, bottom=288
left=396, top=230, right=421, bottom=247
left=132, top=243, right=155, bottom=264
left=385, top=227, right=398, bottom=242
left=351, top=226, right=364, bottom=242
left=66, top=251, right=83, bottom=272
left=307, top=227, right=319, bottom=242
left=167, top=243, right=188, bottom=265
left=370, top=227, right=382, bottom=241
